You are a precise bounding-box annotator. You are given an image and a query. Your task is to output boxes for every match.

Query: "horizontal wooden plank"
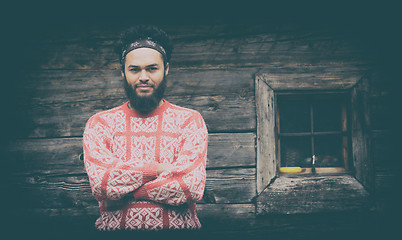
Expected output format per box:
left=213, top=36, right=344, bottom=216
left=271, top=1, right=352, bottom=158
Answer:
left=257, top=65, right=366, bottom=90
left=21, top=68, right=255, bottom=104
left=13, top=203, right=257, bottom=235
left=167, top=95, right=255, bottom=133
left=204, top=168, right=256, bottom=204
left=9, top=167, right=256, bottom=209
left=207, top=133, right=255, bottom=169
left=27, top=22, right=298, bottom=44
left=256, top=175, right=373, bottom=215
left=197, top=203, right=255, bottom=221
left=23, top=203, right=256, bottom=219
left=375, top=171, right=398, bottom=194
left=13, top=95, right=255, bottom=138
left=371, top=130, right=394, bottom=171
left=8, top=133, right=255, bottom=176
left=27, top=33, right=370, bottom=70
left=12, top=204, right=376, bottom=238
left=8, top=137, right=85, bottom=176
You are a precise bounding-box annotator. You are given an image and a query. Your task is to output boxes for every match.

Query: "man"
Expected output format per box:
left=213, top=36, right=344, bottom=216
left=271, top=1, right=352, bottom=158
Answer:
left=83, top=25, right=208, bottom=231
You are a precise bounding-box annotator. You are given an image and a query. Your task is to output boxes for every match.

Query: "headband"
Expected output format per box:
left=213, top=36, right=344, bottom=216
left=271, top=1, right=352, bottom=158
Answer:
left=121, top=38, right=167, bottom=63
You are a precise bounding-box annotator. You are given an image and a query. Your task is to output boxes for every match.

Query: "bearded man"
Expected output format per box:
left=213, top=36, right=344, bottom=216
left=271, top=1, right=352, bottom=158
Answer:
left=83, top=25, right=208, bottom=231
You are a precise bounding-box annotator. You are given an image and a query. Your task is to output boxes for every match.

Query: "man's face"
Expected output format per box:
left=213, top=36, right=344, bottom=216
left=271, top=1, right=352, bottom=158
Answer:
left=122, top=48, right=169, bottom=114
left=123, top=48, right=168, bottom=96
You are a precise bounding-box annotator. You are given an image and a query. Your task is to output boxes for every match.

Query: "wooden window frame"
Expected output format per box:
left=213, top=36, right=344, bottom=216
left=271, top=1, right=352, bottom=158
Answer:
left=255, top=73, right=362, bottom=194
left=255, top=75, right=277, bottom=193
left=255, top=70, right=373, bottom=214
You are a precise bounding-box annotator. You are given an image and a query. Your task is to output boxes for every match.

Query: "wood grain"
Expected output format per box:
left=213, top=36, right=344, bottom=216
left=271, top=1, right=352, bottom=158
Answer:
left=8, top=133, right=255, bottom=176
left=256, top=175, right=372, bottom=215
left=257, top=65, right=366, bottom=90
left=13, top=95, right=255, bottom=138
left=351, top=75, right=374, bottom=192
left=27, top=33, right=370, bottom=70
left=10, top=167, right=256, bottom=209
left=255, top=75, right=277, bottom=193
left=21, top=68, right=255, bottom=104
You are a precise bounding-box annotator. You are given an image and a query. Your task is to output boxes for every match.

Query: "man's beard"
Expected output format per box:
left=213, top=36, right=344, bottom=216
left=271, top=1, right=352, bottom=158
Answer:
left=123, top=75, right=167, bottom=115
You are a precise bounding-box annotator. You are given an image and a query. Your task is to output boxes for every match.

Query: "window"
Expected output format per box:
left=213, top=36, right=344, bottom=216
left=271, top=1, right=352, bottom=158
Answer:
left=277, top=93, right=350, bottom=174
left=255, top=73, right=373, bottom=215
left=254, top=73, right=365, bottom=193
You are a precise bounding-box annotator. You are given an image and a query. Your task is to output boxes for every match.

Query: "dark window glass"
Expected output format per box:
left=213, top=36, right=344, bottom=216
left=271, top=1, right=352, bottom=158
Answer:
left=279, top=98, right=310, bottom=133
left=280, top=136, right=312, bottom=167
left=278, top=94, right=347, bottom=169
left=314, top=135, right=343, bottom=167
left=313, top=100, right=342, bottom=132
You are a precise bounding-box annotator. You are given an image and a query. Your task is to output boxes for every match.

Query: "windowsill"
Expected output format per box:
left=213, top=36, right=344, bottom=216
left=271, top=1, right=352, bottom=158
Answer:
left=280, top=167, right=348, bottom=176
left=256, top=174, right=374, bottom=216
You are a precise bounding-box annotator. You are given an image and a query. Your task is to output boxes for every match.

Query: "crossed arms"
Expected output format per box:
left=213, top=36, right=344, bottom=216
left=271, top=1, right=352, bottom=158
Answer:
left=83, top=113, right=208, bottom=207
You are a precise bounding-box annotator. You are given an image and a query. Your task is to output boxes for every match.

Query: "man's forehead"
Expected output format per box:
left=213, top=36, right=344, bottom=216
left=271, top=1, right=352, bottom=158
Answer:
left=125, top=48, right=164, bottom=63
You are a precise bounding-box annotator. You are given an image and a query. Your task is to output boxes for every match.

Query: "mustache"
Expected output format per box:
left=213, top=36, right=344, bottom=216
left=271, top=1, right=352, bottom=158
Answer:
left=134, top=83, right=155, bottom=88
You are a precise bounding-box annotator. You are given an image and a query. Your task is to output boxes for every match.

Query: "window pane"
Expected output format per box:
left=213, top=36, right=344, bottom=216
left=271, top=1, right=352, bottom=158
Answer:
left=280, top=136, right=311, bottom=167
left=279, top=98, right=310, bottom=133
left=313, top=99, right=342, bottom=132
left=314, top=135, right=343, bottom=167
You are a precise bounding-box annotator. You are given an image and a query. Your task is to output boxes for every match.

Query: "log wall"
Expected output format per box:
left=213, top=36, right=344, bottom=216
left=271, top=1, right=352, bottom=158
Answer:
left=4, top=17, right=399, bottom=238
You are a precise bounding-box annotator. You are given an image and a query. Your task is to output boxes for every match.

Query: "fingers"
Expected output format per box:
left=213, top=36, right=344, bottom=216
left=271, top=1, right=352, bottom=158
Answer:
left=157, top=163, right=174, bottom=175
left=99, top=148, right=113, bottom=156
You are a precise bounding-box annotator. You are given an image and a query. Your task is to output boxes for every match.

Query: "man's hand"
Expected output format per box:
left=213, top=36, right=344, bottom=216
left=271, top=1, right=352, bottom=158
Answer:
left=157, top=163, right=173, bottom=175
left=99, top=148, right=114, bottom=157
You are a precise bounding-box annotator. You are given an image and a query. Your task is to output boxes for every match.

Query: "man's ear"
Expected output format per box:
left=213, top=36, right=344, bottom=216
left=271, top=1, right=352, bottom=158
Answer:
left=121, top=70, right=125, bottom=78
left=165, top=63, right=169, bottom=76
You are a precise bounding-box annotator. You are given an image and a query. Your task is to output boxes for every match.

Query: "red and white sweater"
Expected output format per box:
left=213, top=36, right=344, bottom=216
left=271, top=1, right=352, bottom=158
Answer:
left=83, top=100, right=208, bottom=230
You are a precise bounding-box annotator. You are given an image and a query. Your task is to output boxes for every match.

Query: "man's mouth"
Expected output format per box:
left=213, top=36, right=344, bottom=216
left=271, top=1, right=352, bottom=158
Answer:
left=136, top=84, right=153, bottom=91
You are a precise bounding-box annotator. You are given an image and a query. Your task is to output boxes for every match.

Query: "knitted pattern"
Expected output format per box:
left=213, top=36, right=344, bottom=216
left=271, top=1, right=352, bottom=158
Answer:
left=83, top=100, right=208, bottom=230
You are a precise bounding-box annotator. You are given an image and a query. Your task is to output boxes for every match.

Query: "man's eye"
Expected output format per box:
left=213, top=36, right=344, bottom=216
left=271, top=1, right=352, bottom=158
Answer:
left=148, top=68, right=157, bottom=72
left=130, top=69, right=140, bottom=72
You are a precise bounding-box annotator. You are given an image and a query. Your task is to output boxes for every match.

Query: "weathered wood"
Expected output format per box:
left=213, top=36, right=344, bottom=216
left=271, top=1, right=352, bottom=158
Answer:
left=350, top=75, right=374, bottom=192
left=16, top=204, right=376, bottom=239
left=16, top=203, right=257, bottom=234
left=255, top=75, right=277, bottom=193
left=13, top=95, right=255, bottom=138
left=8, top=133, right=255, bottom=176
left=166, top=95, right=255, bottom=133
left=197, top=203, right=257, bottom=231
left=10, top=167, right=256, bottom=209
left=26, top=22, right=299, bottom=44
left=371, top=130, right=393, bottom=172
left=197, top=203, right=255, bottom=221
left=256, top=175, right=373, bottom=215
left=257, top=65, right=366, bottom=90
left=21, top=68, right=255, bottom=104
left=25, top=203, right=256, bottom=219
left=204, top=168, right=256, bottom=204
left=206, top=133, right=255, bottom=169
left=8, top=137, right=85, bottom=176
left=27, top=33, right=369, bottom=70
left=371, top=130, right=398, bottom=195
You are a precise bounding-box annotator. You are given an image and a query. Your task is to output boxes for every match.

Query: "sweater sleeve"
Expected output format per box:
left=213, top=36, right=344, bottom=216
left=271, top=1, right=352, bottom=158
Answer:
left=83, top=115, right=158, bottom=202
left=133, top=113, right=208, bottom=206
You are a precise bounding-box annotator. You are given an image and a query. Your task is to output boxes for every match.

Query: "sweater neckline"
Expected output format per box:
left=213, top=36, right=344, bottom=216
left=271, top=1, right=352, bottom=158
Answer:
left=122, top=99, right=170, bottom=118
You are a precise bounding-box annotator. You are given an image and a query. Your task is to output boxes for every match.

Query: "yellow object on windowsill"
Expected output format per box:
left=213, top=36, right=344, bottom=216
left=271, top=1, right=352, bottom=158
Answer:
left=279, top=167, right=302, bottom=173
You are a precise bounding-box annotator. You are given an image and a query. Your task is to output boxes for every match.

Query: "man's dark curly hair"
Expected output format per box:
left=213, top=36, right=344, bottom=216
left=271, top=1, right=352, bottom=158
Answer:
left=116, top=25, right=173, bottom=71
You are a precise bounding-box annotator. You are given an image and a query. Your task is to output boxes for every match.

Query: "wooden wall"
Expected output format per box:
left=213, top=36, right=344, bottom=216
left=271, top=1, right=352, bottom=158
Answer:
left=3, top=13, right=400, bottom=238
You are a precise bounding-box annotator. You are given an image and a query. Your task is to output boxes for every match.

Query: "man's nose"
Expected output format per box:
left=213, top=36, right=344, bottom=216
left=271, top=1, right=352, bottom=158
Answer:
left=139, top=70, right=149, bottom=81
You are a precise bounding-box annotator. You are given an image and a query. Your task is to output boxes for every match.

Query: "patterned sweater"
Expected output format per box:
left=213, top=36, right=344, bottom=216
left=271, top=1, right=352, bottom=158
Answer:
left=83, top=100, right=208, bottom=230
